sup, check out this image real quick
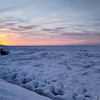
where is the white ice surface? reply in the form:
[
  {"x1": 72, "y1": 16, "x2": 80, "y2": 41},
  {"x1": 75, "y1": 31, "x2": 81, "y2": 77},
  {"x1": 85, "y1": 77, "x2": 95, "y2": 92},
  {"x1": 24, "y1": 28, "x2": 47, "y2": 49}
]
[
  {"x1": 0, "y1": 78, "x2": 51, "y2": 100},
  {"x1": 0, "y1": 45, "x2": 100, "y2": 100}
]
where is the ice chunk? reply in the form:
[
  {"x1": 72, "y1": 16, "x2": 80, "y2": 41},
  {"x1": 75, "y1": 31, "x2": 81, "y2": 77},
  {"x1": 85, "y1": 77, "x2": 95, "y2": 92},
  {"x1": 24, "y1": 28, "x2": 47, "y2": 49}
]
[
  {"x1": 64, "y1": 85, "x2": 70, "y2": 90},
  {"x1": 76, "y1": 95, "x2": 85, "y2": 100},
  {"x1": 43, "y1": 84, "x2": 54, "y2": 93},
  {"x1": 35, "y1": 84, "x2": 54, "y2": 96},
  {"x1": 35, "y1": 86, "x2": 55, "y2": 99},
  {"x1": 97, "y1": 94, "x2": 100, "y2": 100},
  {"x1": 52, "y1": 77, "x2": 59, "y2": 82},
  {"x1": 54, "y1": 81, "x2": 63, "y2": 88},
  {"x1": 24, "y1": 77, "x2": 32, "y2": 83},
  {"x1": 52, "y1": 81, "x2": 64, "y2": 95},
  {"x1": 85, "y1": 97, "x2": 91, "y2": 100},
  {"x1": 38, "y1": 82, "x2": 46, "y2": 87},
  {"x1": 13, "y1": 76, "x2": 25, "y2": 86},
  {"x1": 30, "y1": 74, "x2": 36, "y2": 80},
  {"x1": 73, "y1": 87, "x2": 87, "y2": 95},
  {"x1": 85, "y1": 92, "x2": 93, "y2": 98},
  {"x1": 35, "y1": 87, "x2": 44, "y2": 95},
  {"x1": 44, "y1": 90, "x2": 55, "y2": 99},
  {"x1": 41, "y1": 78, "x2": 49, "y2": 84},
  {"x1": 29, "y1": 80, "x2": 38, "y2": 88},
  {"x1": 0, "y1": 71, "x2": 9, "y2": 79},
  {"x1": 54, "y1": 92, "x2": 73, "y2": 100},
  {"x1": 6, "y1": 73, "x2": 17, "y2": 82},
  {"x1": 53, "y1": 86, "x2": 64, "y2": 95},
  {"x1": 40, "y1": 52, "x2": 48, "y2": 57},
  {"x1": 54, "y1": 95, "x2": 64, "y2": 100},
  {"x1": 22, "y1": 83, "x2": 36, "y2": 91},
  {"x1": 16, "y1": 71, "x2": 27, "y2": 78},
  {"x1": 94, "y1": 69, "x2": 100, "y2": 73},
  {"x1": 81, "y1": 71, "x2": 88, "y2": 75}
]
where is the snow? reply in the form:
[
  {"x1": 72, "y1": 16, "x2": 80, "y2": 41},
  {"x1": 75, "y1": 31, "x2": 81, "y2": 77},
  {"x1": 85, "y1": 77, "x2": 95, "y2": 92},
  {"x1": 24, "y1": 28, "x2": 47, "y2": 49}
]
[
  {"x1": 0, "y1": 45, "x2": 100, "y2": 100},
  {"x1": 0, "y1": 78, "x2": 51, "y2": 100}
]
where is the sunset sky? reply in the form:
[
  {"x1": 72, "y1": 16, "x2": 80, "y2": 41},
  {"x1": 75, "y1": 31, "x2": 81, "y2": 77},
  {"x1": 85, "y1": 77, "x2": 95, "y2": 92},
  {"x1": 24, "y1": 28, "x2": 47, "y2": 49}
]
[{"x1": 0, "y1": 0, "x2": 100, "y2": 46}]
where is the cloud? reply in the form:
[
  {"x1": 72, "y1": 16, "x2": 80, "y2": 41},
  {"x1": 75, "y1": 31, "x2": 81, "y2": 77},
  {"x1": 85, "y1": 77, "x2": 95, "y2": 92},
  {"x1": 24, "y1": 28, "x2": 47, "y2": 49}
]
[
  {"x1": 55, "y1": 27, "x2": 66, "y2": 30},
  {"x1": 9, "y1": 25, "x2": 39, "y2": 32},
  {"x1": 42, "y1": 27, "x2": 66, "y2": 32},
  {"x1": 0, "y1": 7, "x2": 14, "y2": 14},
  {"x1": 42, "y1": 28, "x2": 54, "y2": 31},
  {"x1": 61, "y1": 31, "x2": 100, "y2": 40},
  {"x1": 5, "y1": 23, "x2": 16, "y2": 26},
  {"x1": 0, "y1": 17, "x2": 27, "y2": 24},
  {"x1": 41, "y1": 20, "x2": 67, "y2": 25},
  {"x1": 94, "y1": 19, "x2": 100, "y2": 21},
  {"x1": 18, "y1": 25, "x2": 38, "y2": 29},
  {"x1": 10, "y1": 28, "x2": 24, "y2": 31},
  {"x1": 0, "y1": 24, "x2": 39, "y2": 33},
  {"x1": 93, "y1": 23, "x2": 100, "y2": 27},
  {"x1": 0, "y1": 26, "x2": 4, "y2": 29}
]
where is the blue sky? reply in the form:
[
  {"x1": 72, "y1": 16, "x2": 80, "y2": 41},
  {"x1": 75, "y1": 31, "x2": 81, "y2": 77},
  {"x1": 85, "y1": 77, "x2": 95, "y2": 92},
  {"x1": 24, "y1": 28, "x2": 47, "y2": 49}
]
[{"x1": 0, "y1": 0, "x2": 100, "y2": 45}]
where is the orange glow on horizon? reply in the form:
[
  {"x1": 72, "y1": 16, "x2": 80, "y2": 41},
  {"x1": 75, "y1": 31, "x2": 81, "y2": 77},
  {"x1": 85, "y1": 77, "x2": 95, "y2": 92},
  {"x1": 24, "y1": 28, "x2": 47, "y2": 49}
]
[
  {"x1": 6, "y1": 41, "x2": 67, "y2": 46},
  {"x1": 0, "y1": 41, "x2": 7, "y2": 45},
  {"x1": 1, "y1": 35, "x2": 100, "y2": 46},
  {"x1": 0, "y1": 42, "x2": 3, "y2": 45},
  {"x1": 2, "y1": 39, "x2": 98, "y2": 46}
]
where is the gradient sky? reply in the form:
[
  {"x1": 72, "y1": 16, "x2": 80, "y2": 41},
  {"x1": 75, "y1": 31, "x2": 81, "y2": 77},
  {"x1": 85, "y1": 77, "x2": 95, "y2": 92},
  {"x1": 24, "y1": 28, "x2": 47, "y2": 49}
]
[{"x1": 0, "y1": 0, "x2": 100, "y2": 46}]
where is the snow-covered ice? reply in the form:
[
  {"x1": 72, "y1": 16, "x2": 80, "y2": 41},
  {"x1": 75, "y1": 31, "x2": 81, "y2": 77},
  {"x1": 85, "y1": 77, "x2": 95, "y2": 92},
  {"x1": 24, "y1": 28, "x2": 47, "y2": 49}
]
[
  {"x1": 0, "y1": 78, "x2": 51, "y2": 100},
  {"x1": 0, "y1": 45, "x2": 100, "y2": 100}
]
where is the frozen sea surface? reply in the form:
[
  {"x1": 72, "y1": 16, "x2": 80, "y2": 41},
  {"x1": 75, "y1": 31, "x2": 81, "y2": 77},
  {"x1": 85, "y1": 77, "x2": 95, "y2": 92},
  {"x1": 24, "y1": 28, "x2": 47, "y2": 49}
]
[{"x1": 0, "y1": 45, "x2": 100, "y2": 100}]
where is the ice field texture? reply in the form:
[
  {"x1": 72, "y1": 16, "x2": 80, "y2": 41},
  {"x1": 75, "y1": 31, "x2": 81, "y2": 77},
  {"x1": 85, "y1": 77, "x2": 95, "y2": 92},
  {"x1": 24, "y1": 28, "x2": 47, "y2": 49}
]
[{"x1": 0, "y1": 45, "x2": 100, "y2": 100}]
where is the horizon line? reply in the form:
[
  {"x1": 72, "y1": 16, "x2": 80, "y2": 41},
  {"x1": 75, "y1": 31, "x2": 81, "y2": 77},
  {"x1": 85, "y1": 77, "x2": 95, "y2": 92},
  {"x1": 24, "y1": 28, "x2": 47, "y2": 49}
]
[{"x1": 6, "y1": 44, "x2": 100, "y2": 46}]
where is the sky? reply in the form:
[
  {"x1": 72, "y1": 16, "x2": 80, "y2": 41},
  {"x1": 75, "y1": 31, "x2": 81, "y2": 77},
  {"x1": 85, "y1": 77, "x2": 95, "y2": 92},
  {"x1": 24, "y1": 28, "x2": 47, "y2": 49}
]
[{"x1": 0, "y1": 0, "x2": 100, "y2": 46}]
